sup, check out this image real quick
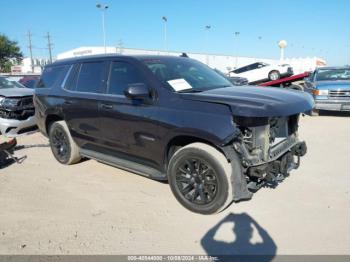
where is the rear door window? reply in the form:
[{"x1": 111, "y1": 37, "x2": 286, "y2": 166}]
[
  {"x1": 37, "y1": 65, "x2": 70, "y2": 88},
  {"x1": 76, "y1": 61, "x2": 106, "y2": 93}
]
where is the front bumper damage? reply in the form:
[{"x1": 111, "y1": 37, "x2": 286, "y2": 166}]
[
  {"x1": 222, "y1": 115, "x2": 308, "y2": 202},
  {"x1": 0, "y1": 115, "x2": 37, "y2": 137},
  {"x1": 0, "y1": 96, "x2": 37, "y2": 137},
  {"x1": 223, "y1": 138, "x2": 307, "y2": 202}
]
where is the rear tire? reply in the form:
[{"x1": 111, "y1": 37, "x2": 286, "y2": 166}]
[
  {"x1": 268, "y1": 70, "x2": 280, "y2": 81},
  {"x1": 168, "y1": 142, "x2": 236, "y2": 214},
  {"x1": 49, "y1": 121, "x2": 81, "y2": 165}
]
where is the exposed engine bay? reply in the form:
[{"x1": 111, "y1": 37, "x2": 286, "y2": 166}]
[{"x1": 232, "y1": 114, "x2": 307, "y2": 192}]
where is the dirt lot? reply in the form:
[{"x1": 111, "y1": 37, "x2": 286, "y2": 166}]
[{"x1": 0, "y1": 113, "x2": 350, "y2": 255}]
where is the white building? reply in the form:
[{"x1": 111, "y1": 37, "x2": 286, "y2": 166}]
[
  {"x1": 57, "y1": 46, "x2": 326, "y2": 74},
  {"x1": 11, "y1": 57, "x2": 50, "y2": 74}
]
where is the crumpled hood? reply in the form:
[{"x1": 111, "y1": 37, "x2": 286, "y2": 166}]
[
  {"x1": 315, "y1": 81, "x2": 350, "y2": 90},
  {"x1": 181, "y1": 86, "x2": 314, "y2": 117},
  {"x1": 0, "y1": 87, "x2": 34, "y2": 98}
]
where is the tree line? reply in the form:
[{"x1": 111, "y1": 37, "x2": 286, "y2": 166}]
[{"x1": 0, "y1": 34, "x2": 23, "y2": 73}]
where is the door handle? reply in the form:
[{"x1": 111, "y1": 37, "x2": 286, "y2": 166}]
[
  {"x1": 64, "y1": 100, "x2": 73, "y2": 105},
  {"x1": 101, "y1": 103, "x2": 113, "y2": 110}
]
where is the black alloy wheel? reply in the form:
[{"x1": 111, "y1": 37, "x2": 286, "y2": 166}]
[
  {"x1": 50, "y1": 125, "x2": 71, "y2": 163},
  {"x1": 175, "y1": 157, "x2": 219, "y2": 205}
]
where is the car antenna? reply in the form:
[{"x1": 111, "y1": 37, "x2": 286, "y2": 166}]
[{"x1": 180, "y1": 52, "x2": 189, "y2": 58}]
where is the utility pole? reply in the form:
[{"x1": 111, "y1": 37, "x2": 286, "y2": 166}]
[
  {"x1": 205, "y1": 25, "x2": 211, "y2": 65},
  {"x1": 45, "y1": 32, "x2": 53, "y2": 64},
  {"x1": 234, "y1": 31, "x2": 240, "y2": 68},
  {"x1": 162, "y1": 16, "x2": 168, "y2": 53},
  {"x1": 96, "y1": 3, "x2": 109, "y2": 54},
  {"x1": 26, "y1": 30, "x2": 34, "y2": 73}
]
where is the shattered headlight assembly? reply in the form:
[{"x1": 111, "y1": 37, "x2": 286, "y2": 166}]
[{"x1": 0, "y1": 97, "x2": 21, "y2": 109}]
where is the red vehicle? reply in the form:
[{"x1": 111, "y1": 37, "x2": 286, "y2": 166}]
[{"x1": 19, "y1": 75, "x2": 40, "y2": 89}]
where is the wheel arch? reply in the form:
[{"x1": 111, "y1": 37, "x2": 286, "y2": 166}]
[
  {"x1": 45, "y1": 114, "x2": 64, "y2": 135},
  {"x1": 269, "y1": 69, "x2": 280, "y2": 75},
  {"x1": 163, "y1": 135, "x2": 228, "y2": 171}
]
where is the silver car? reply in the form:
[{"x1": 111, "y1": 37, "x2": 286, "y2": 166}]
[{"x1": 0, "y1": 77, "x2": 37, "y2": 137}]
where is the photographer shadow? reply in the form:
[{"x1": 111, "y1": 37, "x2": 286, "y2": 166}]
[{"x1": 201, "y1": 213, "x2": 277, "y2": 262}]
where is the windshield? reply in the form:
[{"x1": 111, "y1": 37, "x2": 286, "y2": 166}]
[
  {"x1": 316, "y1": 68, "x2": 350, "y2": 81},
  {"x1": 0, "y1": 77, "x2": 25, "y2": 89},
  {"x1": 143, "y1": 58, "x2": 233, "y2": 92}
]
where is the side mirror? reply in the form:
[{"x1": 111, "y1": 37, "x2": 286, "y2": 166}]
[{"x1": 124, "y1": 83, "x2": 151, "y2": 100}]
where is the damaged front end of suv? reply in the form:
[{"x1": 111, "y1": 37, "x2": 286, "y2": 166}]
[
  {"x1": 232, "y1": 115, "x2": 307, "y2": 193},
  {"x1": 193, "y1": 86, "x2": 314, "y2": 202},
  {"x1": 0, "y1": 77, "x2": 37, "y2": 137}
]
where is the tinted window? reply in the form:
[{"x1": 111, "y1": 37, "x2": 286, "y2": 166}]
[
  {"x1": 233, "y1": 66, "x2": 248, "y2": 74},
  {"x1": 76, "y1": 62, "x2": 105, "y2": 93},
  {"x1": 108, "y1": 61, "x2": 144, "y2": 95},
  {"x1": 64, "y1": 64, "x2": 80, "y2": 91},
  {"x1": 37, "y1": 65, "x2": 70, "y2": 88},
  {"x1": 249, "y1": 63, "x2": 260, "y2": 70}
]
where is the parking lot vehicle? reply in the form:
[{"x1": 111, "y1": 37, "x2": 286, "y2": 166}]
[
  {"x1": 304, "y1": 66, "x2": 350, "y2": 114},
  {"x1": 0, "y1": 76, "x2": 37, "y2": 137},
  {"x1": 214, "y1": 69, "x2": 248, "y2": 86},
  {"x1": 19, "y1": 75, "x2": 40, "y2": 89},
  {"x1": 35, "y1": 55, "x2": 313, "y2": 214},
  {"x1": 229, "y1": 62, "x2": 293, "y2": 83}
]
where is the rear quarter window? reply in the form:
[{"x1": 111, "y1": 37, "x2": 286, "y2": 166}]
[{"x1": 37, "y1": 65, "x2": 71, "y2": 88}]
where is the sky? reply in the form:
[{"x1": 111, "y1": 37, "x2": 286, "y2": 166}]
[{"x1": 1, "y1": 0, "x2": 349, "y2": 65}]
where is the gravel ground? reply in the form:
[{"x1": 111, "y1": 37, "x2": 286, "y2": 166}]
[{"x1": 0, "y1": 113, "x2": 349, "y2": 255}]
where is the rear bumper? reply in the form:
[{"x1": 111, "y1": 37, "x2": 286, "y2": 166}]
[
  {"x1": 314, "y1": 99, "x2": 350, "y2": 111},
  {"x1": 0, "y1": 116, "x2": 37, "y2": 137}
]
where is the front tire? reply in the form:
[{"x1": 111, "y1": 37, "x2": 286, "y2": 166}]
[
  {"x1": 168, "y1": 143, "x2": 235, "y2": 214},
  {"x1": 268, "y1": 70, "x2": 280, "y2": 81},
  {"x1": 49, "y1": 121, "x2": 81, "y2": 165}
]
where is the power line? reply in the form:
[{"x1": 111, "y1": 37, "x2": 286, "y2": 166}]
[
  {"x1": 26, "y1": 30, "x2": 34, "y2": 73},
  {"x1": 45, "y1": 32, "x2": 53, "y2": 63}
]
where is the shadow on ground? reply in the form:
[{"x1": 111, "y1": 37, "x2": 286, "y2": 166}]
[
  {"x1": 201, "y1": 213, "x2": 277, "y2": 262},
  {"x1": 0, "y1": 143, "x2": 49, "y2": 169},
  {"x1": 14, "y1": 143, "x2": 49, "y2": 151}
]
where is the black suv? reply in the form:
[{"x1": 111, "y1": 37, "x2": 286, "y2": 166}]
[{"x1": 35, "y1": 55, "x2": 313, "y2": 214}]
